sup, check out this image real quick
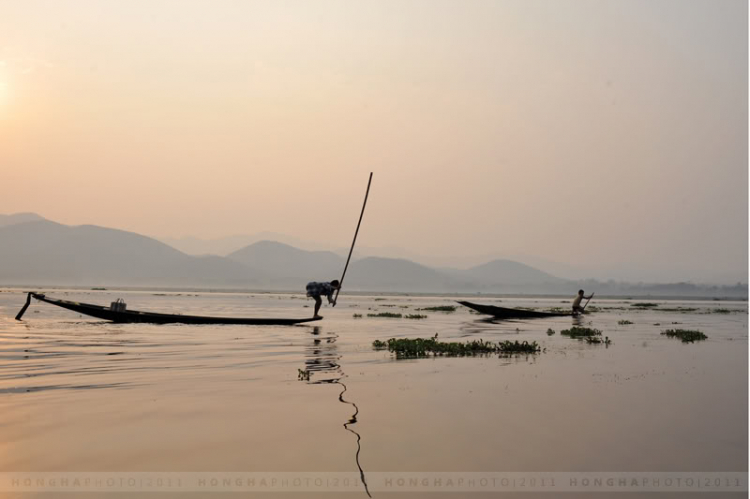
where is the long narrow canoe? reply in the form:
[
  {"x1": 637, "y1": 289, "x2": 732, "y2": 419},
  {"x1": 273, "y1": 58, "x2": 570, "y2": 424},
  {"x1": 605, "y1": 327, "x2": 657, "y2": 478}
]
[
  {"x1": 457, "y1": 300, "x2": 573, "y2": 319},
  {"x1": 16, "y1": 292, "x2": 322, "y2": 325}
]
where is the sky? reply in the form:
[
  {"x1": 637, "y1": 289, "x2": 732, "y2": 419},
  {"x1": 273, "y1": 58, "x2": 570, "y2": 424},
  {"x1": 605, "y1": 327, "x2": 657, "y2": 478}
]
[{"x1": 0, "y1": 0, "x2": 747, "y2": 284}]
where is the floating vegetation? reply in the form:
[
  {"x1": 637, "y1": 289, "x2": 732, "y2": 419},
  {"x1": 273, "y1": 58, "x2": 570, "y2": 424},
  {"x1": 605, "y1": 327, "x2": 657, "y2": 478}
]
[
  {"x1": 587, "y1": 306, "x2": 602, "y2": 312},
  {"x1": 352, "y1": 314, "x2": 363, "y2": 318},
  {"x1": 91, "y1": 287, "x2": 107, "y2": 290},
  {"x1": 712, "y1": 309, "x2": 732, "y2": 314},
  {"x1": 585, "y1": 336, "x2": 611, "y2": 345},
  {"x1": 374, "y1": 298, "x2": 386, "y2": 301},
  {"x1": 661, "y1": 329, "x2": 708, "y2": 343},
  {"x1": 632, "y1": 303, "x2": 658, "y2": 308},
  {"x1": 546, "y1": 307, "x2": 568, "y2": 313},
  {"x1": 656, "y1": 307, "x2": 698, "y2": 313},
  {"x1": 298, "y1": 369, "x2": 311, "y2": 381},
  {"x1": 498, "y1": 340, "x2": 541, "y2": 353},
  {"x1": 561, "y1": 327, "x2": 603, "y2": 339},
  {"x1": 618, "y1": 320, "x2": 633, "y2": 325},
  {"x1": 546, "y1": 328, "x2": 556, "y2": 336},
  {"x1": 367, "y1": 312, "x2": 402, "y2": 318},
  {"x1": 416, "y1": 306, "x2": 457, "y2": 313},
  {"x1": 372, "y1": 334, "x2": 540, "y2": 358},
  {"x1": 405, "y1": 314, "x2": 428, "y2": 320}
]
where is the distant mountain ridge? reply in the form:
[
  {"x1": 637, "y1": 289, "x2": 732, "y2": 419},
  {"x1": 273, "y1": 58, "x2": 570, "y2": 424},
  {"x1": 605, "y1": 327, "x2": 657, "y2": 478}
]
[
  {"x1": 0, "y1": 212, "x2": 45, "y2": 228},
  {"x1": 0, "y1": 220, "x2": 265, "y2": 287},
  {"x1": 0, "y1": 216, "x2": 745, "y2": 297}
]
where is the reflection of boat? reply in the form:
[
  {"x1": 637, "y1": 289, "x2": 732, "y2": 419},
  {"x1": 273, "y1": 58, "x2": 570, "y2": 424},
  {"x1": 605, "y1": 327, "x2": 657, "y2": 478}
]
[
  {"x1": 458, "y1": 300, "x2": 572, "y2": 319},
  {"x1": 303, "y1": 328, "x2": 371, "y2": 498},
  {"x1": 15, "y1": 292, "x2": 321, "y2": 325}
]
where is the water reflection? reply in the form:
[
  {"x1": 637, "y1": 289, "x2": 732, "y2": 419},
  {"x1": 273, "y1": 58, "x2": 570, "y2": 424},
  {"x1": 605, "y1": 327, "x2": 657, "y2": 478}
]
[{"x1": 303, "y1": 327, "x2": 371, "y2": 497}]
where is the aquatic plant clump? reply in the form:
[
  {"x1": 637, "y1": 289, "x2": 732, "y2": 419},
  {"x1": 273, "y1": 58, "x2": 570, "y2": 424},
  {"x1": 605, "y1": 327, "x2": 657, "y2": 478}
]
[
  {"x1": 585, "y1": 336, "x2": 611, "y2": 345},
  {"x1": 405, "y1": 314, "x2": 428, "y2": 319},
  {"x1": 546, "y1": 328, "x2": 556, "y2": 336},
  {"x1": 417, "y1": 306, "x2": 457, "y2": 313},
  {"x1": 498, "y1": 340, "x2": 541, "y2": 353},
  {"x1": 560, "y1": 327, "x2": 603, "y2": 339},
  {"x1": 367, "y1": 312, "x2": 403, "y2": 318},
  {"x1": 618, "y1": 320, "x2": 633, "y2": 325},
  {"x1": 632, "y1": 303, "x2": 658, "y2": 308},
  {"x1": 371, "y1": 335, "x2": 540, "y2": 358},
  {"x1": 352, "y1": 314, "x2": 363, "y2": 318},
  {"x1": 661, "y1": 329, "x2": 708, "y2": 343}
]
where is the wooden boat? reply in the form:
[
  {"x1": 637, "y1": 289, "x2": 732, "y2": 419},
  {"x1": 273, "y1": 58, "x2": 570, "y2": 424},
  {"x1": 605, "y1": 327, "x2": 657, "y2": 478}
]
[
  {"x1": 15, "y1": 292, "x2": 321, "y2": 325},
  {"x1": 457, "y1": 300, "x2": 573, "y2": 319}
]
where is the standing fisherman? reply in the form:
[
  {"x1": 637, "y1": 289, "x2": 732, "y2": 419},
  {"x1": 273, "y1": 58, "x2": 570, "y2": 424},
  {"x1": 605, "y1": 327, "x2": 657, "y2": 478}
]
[{"x1": 306, "y1": 280, "x2": 341, "y2": 319}]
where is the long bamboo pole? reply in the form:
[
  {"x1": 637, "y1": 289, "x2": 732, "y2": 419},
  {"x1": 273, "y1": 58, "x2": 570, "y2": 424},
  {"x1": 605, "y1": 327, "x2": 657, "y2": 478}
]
[{"x1": 333, "y1": 172, "x2": 373, "y2": 306}]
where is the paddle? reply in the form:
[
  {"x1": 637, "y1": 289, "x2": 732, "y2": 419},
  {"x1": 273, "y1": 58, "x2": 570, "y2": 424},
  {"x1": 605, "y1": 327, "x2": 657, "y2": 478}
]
[
  {"x1": 15, "y1": 292, "x2": 32, "y2": 321},
  {"x1": 581, "y1": 292, "x2": 595, "y2": 312},
  {"x1": 332, "y1": 172, "x2": 373, "y2": 307}
]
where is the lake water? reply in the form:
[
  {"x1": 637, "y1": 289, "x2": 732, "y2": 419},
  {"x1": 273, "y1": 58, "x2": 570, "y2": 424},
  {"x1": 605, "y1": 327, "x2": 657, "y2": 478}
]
[{"x1": 0, "y1": 289, "x2": 746, "y2": 498}]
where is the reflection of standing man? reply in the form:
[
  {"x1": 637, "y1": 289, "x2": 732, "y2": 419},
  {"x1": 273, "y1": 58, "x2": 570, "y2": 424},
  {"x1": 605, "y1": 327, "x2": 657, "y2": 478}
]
[
  {"x1": 572, "y1": 289, "x2": 593, "y2": 315},
  {"x1": 305, "y1": 280, "x2": 341, "y2": 319}
]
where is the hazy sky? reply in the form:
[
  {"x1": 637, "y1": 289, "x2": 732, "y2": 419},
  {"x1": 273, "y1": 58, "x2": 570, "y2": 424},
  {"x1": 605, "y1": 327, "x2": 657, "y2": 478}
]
[{"x1": 0, "y1": 0, "x2": 747, "y2": 283}]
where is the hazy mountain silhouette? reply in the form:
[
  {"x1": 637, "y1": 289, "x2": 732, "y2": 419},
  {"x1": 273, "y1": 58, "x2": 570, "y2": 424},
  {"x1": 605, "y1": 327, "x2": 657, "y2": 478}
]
[
  {"x1": 228, "y1": 241, "x2": 343, "y2": 285},
  {"x1": 0, "y1": 220, "x2": 266, "y2": 287},
  {"x1": 344, "y1": 257, "x2": 465, "y2": 292},
  {"x1": 0, "y1": 212, "x2": 45, "y2": 228},
  {"x1": 453, "y1": 259, "x2": 565, "y2": 285},
  {"x1": 0, "y1": 218, "x2": 745, "y2": 297}
]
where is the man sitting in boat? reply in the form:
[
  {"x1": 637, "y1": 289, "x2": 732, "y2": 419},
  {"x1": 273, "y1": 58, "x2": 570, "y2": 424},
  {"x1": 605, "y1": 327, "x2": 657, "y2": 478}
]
[
  {"x1": 306, "y1": 280, "x2": 341, "y2": 319},
  {"x1": 572, "y1": 289, "x2": 593, "y2": 315}
]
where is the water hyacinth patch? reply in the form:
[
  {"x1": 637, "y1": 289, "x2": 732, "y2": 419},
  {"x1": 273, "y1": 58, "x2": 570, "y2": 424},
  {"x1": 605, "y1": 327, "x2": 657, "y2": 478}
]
[
  {"x1": 416, "y1": 306, "x2": 456, "y2": 313},
  {"x1": 371, "y1": 334, "x2": 540, "y2": 358},
  {"x1": 546, "y1": 328, "x2": 556, "y2": 336},
  {"x1": 618, "y1": 320, "x2": 633, "y2": 325},
  {"x1": 661, "y1": 329, "x2": 708, "y2": 343},
  {"x1": 585, "y1": 336, "x2": 611, "y2": 345},
  {"x1": 632, "y1": 303, "x2": 658, "y2": 308},
  {"x1": 367, "y1": 312, "x2": 402, "y2": 318},
  {"x1": 405, "y1": 314, "x2": 428, "y2": 319},
  {"x1": 560, "y1": 327, "x2": 603, "y2": 339}
]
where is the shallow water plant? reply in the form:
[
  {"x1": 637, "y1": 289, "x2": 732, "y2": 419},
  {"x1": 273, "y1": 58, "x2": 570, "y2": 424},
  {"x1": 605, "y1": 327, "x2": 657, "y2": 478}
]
[
  {"x1": 417, "y1": 306, "x2": 456, "y2": 313},
  {"x1": 498, "y1": 340, "x2": 541, "y2": 353},
  {"x1": 546, "y1": 328, "x2": 556, "y2": 336},
  {"x1": 367, "y1": 312, "x2": 403, "y2": 318},
  {"x1": 585, "y1": 336, "x2": 611, "y2": 345},
  {"x1": 352, "y1": 314, "x2": 363, "y2": 318},
  {"x1": 560, "y1": 327, "x2": 603, "y2": 339},
  {"x1": 405, "y1": 314, "x2": 428, "y2": 320},
  {"x1": 618, "y1": 320, "x2": 633, "y2": 325},
  {"x1": 371, "y1": 334, "x2": 540, "y2": 358},
  {"x1": 632, "y1": 303, "x2": 658, "y2": 308},
  {"x1": 661, "y1": 329, "x2": 708, "y2": 343}
]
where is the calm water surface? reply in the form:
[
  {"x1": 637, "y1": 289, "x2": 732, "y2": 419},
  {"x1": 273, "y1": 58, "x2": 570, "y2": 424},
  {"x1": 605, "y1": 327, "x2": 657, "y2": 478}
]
[{"x1": 0, "y1": 289, "x2": 746, "y2": 498}]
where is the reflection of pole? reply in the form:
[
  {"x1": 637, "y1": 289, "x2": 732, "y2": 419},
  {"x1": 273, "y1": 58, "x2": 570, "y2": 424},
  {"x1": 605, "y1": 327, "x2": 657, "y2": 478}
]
[
  {"x1": 333, "y1": 172, "x2": 373, "y2": 306},
  {"x1": 339, "y1": 382, "x2": 371, "y2": 498},
  {"x1": 303, "y1": 330, "x2": 371, "y2": 497}
]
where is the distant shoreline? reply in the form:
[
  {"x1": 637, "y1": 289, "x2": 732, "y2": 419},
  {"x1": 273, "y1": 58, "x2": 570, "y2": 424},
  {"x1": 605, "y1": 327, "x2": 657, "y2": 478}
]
[{"x1": 1, "y1": 285, "x2": 746, "y2": 302}]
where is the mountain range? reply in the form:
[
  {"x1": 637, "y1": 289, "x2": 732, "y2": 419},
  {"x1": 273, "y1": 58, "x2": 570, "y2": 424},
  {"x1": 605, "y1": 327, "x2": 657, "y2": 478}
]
[{"x1": 0, "y1": 214, "x2": 745, "y2": 297}]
